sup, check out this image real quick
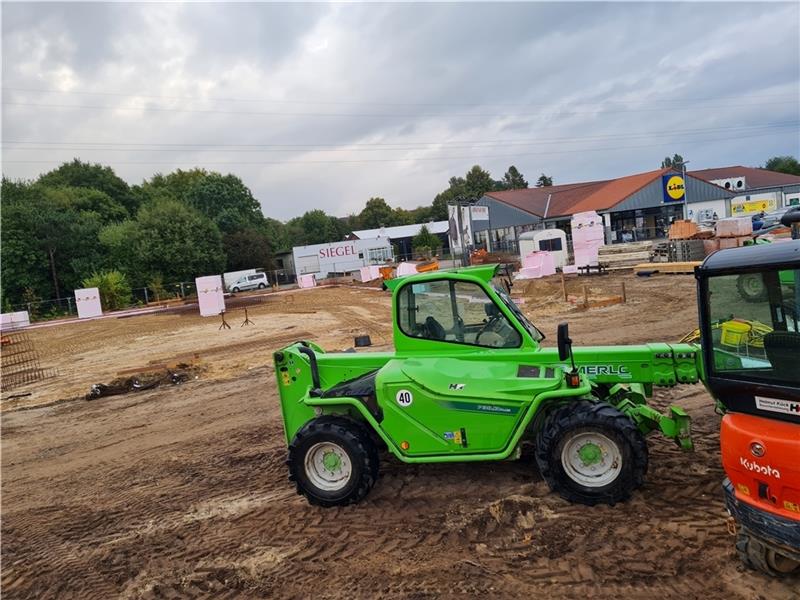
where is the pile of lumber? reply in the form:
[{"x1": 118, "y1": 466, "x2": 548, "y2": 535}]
[
  {"x1": 597, "y1": 241, "x2": 653, "y2": 270},
  {"x1": 633, "y1": 261, "x2": 701, "y2": 275}
]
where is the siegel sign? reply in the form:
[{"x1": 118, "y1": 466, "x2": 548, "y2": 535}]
[{"x1": 319, "y1": 245, "x2": 357, "y2": 258}]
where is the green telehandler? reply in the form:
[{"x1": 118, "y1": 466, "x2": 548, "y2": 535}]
[{"x1": 273, "y1": 264, "x2": 699, "y2": 508}]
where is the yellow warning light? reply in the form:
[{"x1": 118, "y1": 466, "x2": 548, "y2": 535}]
[
  {"x1": 736, "y1": 483, "x2": 750, "y2": 496},
  {"x1": 400, "y1": 441, "x2": 410, "y2": 451}
]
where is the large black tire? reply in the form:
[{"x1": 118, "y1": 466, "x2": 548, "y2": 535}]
[
  {"x1": 534, "y1": 400, "x2": 648, "y2": 506},
  {"x1": 258, "y1": 283, "x2": 266, "y2": 289},
  {"x1": 288, "y1": 416, "x2": 379, "y2": 507},
  {"x1": 736, "y1": 530, "x2": 800, "y2": 577},
  {"x1": 736, "y1": 273, "x2": 768, "y2": 303},
  {"x1": 231, "y1": 286, "x2": 240, "y2": 293}
]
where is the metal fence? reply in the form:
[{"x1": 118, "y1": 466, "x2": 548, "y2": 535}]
[{"x1": 9, "y1": 280, "x2": 198, "y2": 322}]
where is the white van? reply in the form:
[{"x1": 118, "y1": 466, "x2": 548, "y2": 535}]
[{"x1": 230, "y1": 272, "x2": 269, "y2": 292}]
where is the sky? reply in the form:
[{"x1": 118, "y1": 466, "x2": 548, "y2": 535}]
[{"x1": 2, "y1": 2, "x2": 799, "y2": 222}]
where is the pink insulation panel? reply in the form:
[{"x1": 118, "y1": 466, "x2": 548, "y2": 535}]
[
  {"x1": 298, "y1": 274, "x2": 317, "y2": 288},
  {"x1": 196, "y1": 275, "x2": 226, "y2": 317}
]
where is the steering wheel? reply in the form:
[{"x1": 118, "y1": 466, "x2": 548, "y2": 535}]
[
  {"x1": 424, "y1": 316, "x2": 447, "y2": 340},
  {"x1": 476, "y1": 315, "x2": 510, "y2": 347}
]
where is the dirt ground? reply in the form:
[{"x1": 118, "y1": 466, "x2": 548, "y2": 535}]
[{"x1": 2, "y1": 273, "x2": 798, "y2": 599}]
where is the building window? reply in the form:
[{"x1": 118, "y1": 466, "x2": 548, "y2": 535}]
[
  {"x1": 538, "y1": 238, "x2": 563, "y2": 252},
  {"x1": 367, "y1": 247, "x2": 392, "y2": 263}
]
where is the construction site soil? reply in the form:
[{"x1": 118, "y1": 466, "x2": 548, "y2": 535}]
[{"x1": 2, "y1": 273, "x2": 797, "y2": 599}]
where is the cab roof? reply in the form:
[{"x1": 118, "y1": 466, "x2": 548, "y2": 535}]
[
  {"x1": 383, "y1": 264, "x2": 499, "y2": 291},
  {"x1": 698, "y1": 239, "x2": 800, "y2": 274}
]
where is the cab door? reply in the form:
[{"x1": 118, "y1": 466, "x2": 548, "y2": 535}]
[{"x1": 377, "y1": 277, "x2": 555, "y2": 456}]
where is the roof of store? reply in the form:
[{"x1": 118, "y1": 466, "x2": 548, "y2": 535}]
[{"x1": 351, "y1": 220, "x2": 449, "y2": 240}]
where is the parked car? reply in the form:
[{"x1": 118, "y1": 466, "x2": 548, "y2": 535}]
[{"x1": 230, "y1": 272, "x2": 269, "y2": 292}]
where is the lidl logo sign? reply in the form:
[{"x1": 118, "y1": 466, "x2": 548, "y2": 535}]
[{"x1": 662, "y1": 174, "x2": 685, "y2": 202}]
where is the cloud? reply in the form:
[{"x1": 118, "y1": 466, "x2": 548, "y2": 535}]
[{"x1": 2, "y1": 2, "x2": 799, "y2": 220}]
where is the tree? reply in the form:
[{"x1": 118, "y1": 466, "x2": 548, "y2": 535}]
[
  {"x1": 357, "y1": 197, "x2": 396, "y2": 229},
  {"x1": 82, "y1": 270, "x2": 132, "y2": 311},
  {"x1": 763, "y1": 155, "x2": 800, "y2": 176},
  {"x1": 0, "y1": 181, "x2": 107, "y2": 302},
  {"x1": 38, "y1": 159, "x2": 137, "y2": 214},
  {"x1": 502, "y1": 165, "x2": 528, "y2": 190},
  {"x1": 661, "y1": 154, "x2": 685, "y2": 170},
  {"x1": 131, "y1": 200, "x2": 225, "y2": 284},
  {"x1": 140, "y1": 169, "x2": 264, "y2": 234},
  {"x1": 464, "y1": 165, "x2": 495, "y2": 198},
  {"x1": 262, "y1": 217, "x2": 291, "y2": 252},
  {"x1": 184, "y1": 173, "x2": 262, "y2": 233},
  {"x1": 223, "y1": 229, "x2": 273, "y2": 271},
  {"x1": 42, "y1": 186, "x2": 128, "y2": 225},
  {"x1": 288, "y1": 210, "x2": 343, "y2": 246},
  {"x1": 536, "y1": 174, "x2": 553, "y2": 187},
  {"x1": 412, "y1": 225, "x2": 442, "y2": 258}
]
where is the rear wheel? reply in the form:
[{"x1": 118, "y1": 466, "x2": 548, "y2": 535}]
[
  {"x1": 258, "y1": 283, "x2": 266, "y2": 289},
  {"x1": 535, "y1": 401, "x2": 648, "y2": 506},
  {"x1": 288, "y1": 416, "x2": 379, "y2": 507},
  {"x1": 736, "y1": 530, "x2": 800, "y2": 576},
  {"x1": 736, "y1": 274, "x2": 767, "y2": 302}
]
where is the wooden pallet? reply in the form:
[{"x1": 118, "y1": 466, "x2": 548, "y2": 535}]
[{"x1": 633, "y1": 261, "x2": 701, "y2": 274}]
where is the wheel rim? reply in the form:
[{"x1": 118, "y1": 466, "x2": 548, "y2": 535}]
[
  {"x1": 741, "y1": 275, "x2": 762, "y2": 297},
  {"x1": 560, "y1": 432, "x2": 622, "y2": 488},
  {"x1": 304, "y1": 442, "x2": 352, "y2": 491}
]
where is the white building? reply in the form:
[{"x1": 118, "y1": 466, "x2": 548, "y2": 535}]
[{"x1": 292, "y1": 238, "x2": 393, "y2": 279}]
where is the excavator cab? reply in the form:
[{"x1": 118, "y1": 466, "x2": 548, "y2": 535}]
[{"x1": 696, "y1": 240, "x2": 800, "y2": 576}]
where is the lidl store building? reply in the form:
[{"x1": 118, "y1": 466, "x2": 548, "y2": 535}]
[{"x1": 473, "y1": 166, "x2": 800, "y2": 249}]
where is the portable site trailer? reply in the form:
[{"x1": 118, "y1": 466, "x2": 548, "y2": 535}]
[{"x1": 518, "y1": 229, "x2": 569, "y2": 268}]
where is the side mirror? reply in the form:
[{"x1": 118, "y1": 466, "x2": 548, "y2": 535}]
[{"x1": 557, "y1": 322, "x2": 572, "y2": 362}]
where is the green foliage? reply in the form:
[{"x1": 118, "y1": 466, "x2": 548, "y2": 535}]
[
  {"x1": 38, "y1": 159, "x2": 137, "y2": 214},
  {"x1": 412, "y1": 225, "x2": 442, "y2": 258},
  {"x1": 763, "y1": 155, "x2": 800, "y2": 176},
  {"x1": 262, "y1": 217, "x2": 291, "y2": 252},
  {"x1": 536, "y1": 173, "x2": 553, "y2": 187},
  {"x1": 134, "y1": 200, "x2": 226, "y2": 284},
  {"x1": 288, "y1": 210, "x2": 345, "y2": 246},
  {"x1": 464, "y1": 165, "x2": 496, "y2": 198},
  {"x1": 147, "y1": 274, "x2": 168, "y2": 302},
  {"x1": 82, "y1": 270, "x2": 132, "y2": 311},
  {"x1": 661, "y1": 154, "x2": 685, "y2": 170},
  {"x1": 502, "y1": 166, "x2": 528, "y2": 190},
  {"x1": 223, "y1": 228, "x2": 273, "y2": 271},
  {"x1": 358, "y1": 197, "x2": 396, "y2": 229}
]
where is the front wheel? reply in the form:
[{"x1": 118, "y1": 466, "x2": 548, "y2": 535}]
[
  {"x1": 231, "y1": 286, "x2": 240, "y2": 293},
  {"x1": 736, "y1": 274, "x2": 767, "y2": 302},
  {"x1": 288, "y1": 416, "x2": 379, "y2": 507},
  {"x1": 535, "y1": 400, "x2": 648, "y2": 506}
]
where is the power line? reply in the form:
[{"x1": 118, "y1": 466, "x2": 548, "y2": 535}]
[
  {"x1": 3, "y1": 100, "x2": 798, "y2": 119},
  {"x1": 3, "y1": 86, "x2": 797, "y2": 108},
  {"x1": 2, "y1": 129, "x2": 790, "y2": 166},
  {"x1": 3, "y1": 123, "x2": 797, "y2": 155},
  {"x1": 3, "y1": 122, "x2": 797, "y2": 152}
]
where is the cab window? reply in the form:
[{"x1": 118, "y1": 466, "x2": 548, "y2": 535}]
[
  {"x1": 398, "y1": 279, "x2": 522, "y2": 348},
  {"x1": 707, "y1": 269, "x2": 800, "y2": 384}
]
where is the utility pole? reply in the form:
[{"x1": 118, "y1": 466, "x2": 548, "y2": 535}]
[{"x1": 681, "y1": 160, "x2": 691, "y2": 221}]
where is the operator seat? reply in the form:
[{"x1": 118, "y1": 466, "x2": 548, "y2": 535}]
[
  {"x1": 763, "y1": 331, "x2": 800, "y2": 382},
  {"x1": 424, "y1": 316, "x2": 447, "y2": 340}
]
